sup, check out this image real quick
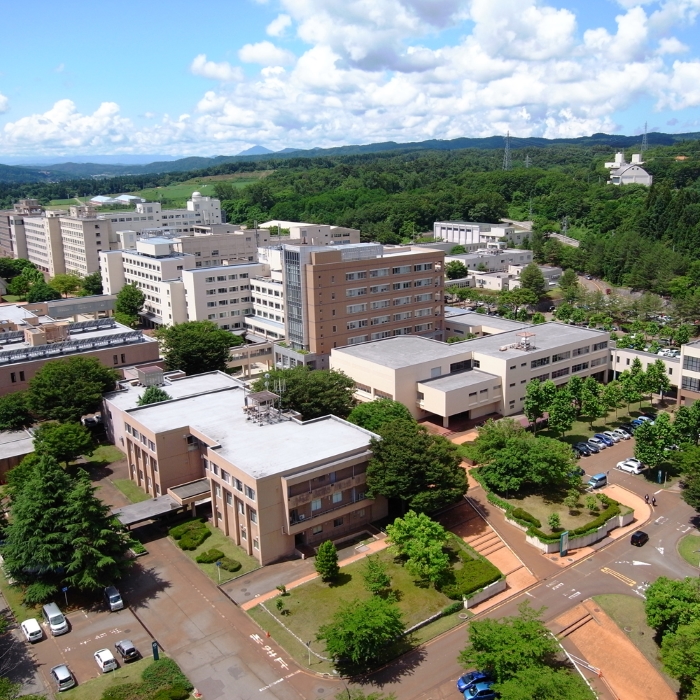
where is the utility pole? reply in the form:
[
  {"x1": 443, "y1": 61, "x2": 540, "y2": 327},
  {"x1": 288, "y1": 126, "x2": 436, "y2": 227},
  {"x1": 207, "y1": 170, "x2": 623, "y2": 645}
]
[{"x1": 502, "y1": 131, "x2": 512, "y2": 171}]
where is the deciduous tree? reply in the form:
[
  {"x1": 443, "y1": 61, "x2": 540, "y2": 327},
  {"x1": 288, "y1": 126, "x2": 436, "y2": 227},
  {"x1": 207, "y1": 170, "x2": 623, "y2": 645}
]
[
  {"x1": 367, "y1": 420, "x2": 466, "y2": 513},
  {"x1": 137, "y1": 386, "x2": 172, "y2": 406},
  {"x1": 315, "y1": 540, "x2": 340, "y2": 582},
  {"x1": 445, "y1": 260, "x2": 468, "y2": 280},
  {"x1": 0, "y1": 391, "x2": 32, "y2": 430},
  {"x1": 518, "y1": 263, "x2": 546, "y2": 298},
  {"x1": 33, "y1": 421, "x2": 94, "y2": 468},
  {"x1": 80, "y1": 271, "x2": 103, "y2": 296},
  {"x1": 660, "y1": 619, "x2": 700, "y2": 694},
  {"x1": 495, "y1": 666, "x2": 595, "y2": 700},
  {"x1": 115, "y1": 283, "x2": 145, "y2": 318},
  {"x1": 49, "y1": 273, "x2": 82, "y2": 298},
  {"x1": 645, "y1": 576, "x2": 700, "y2": 637},
  {"x1": 601, "y1": 381, "x2": 623, "y2": 417},
  {"x1": 347, "y1": 398, "x2": 413, "y2": 433},
  {"x1": 156, "y1": 320, "x2": 242, "y2": 376},
  {"x1": 547, "y1": 390, "x2": 576, "y2": 437},
  {"x1": 674, "y1": 403, "x2": 700, "y2": 445},
  {"x1": 362, "y1": 556, "x2": 391, "y2": 595},
  {"x1": 26, "y1": 281, "x2": 61, "y2": 303}
]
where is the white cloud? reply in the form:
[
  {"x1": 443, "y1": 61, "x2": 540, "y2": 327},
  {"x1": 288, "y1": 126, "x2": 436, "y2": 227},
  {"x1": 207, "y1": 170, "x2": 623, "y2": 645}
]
[
  {"x1": 238, "y1": 41, "x2": 296, "y2": 66},
  {"x1": 658, "y1": 60, "x2": 700, "y2": 108},
  {"x1": 190, "y1": 54, "x2": 244, "y2": 82},
  {"x1": 657, "y1": 37, "x2": 688, "y2": 54},
  {"x1": 0, "y1": 93, "x2": 8, "y2": 114},
  {"x1": 266, "y1": 13, "x2": 292, "y2": 37}
]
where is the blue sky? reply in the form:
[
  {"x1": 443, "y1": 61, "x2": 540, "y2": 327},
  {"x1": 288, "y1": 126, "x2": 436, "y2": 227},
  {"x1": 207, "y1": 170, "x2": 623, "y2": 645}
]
[{"x1": 0, "y1": 0, "x2": 699, "y2": 159}]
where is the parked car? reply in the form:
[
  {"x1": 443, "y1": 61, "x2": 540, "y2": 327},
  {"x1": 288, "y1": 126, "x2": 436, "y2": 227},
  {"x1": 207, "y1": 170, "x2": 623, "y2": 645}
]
[
  {"x1": 585, "y1": 440, "x2": 601, "y2": 453},
  {"x1": 612, "y1": 428, "x2": 631, "y2": 441},
  {"x1": 568, "y1": 466, "x2": 586, "y2": 478},
  {"x1": 631, "y1": 419, "x2": 645, "y2": 428},
  {"x1": 465, "y1": 681, "x2": 498, "y2": 699},
  {"x1": 42, "y1": 603, "x2": 69, "y2": 636},
  {"x1": 603, "y1": 431, "x2": 621, "y2": 443},
  {"x1": 640, "y1": 413, "x2": 657, "y2": 421},
  {"x1": 114, "y1": 639, "x2": 140, "y2": 663},
  {"x1": 585, "y1": 275, "x2": 592, "y2": 280},
  {"x1": 20, "y1": 618, "x2": 43, "y2": 643},
  {"x1": 104, "y1": 585, "x2": 124, "y2": 612},
  {"x1": 618, "y1": 423, "x2": 636, "y2": 435},
  {"x1": 631, "y1": 531, "x2": 649, "y2": 547},
  {"x1": 94, "y1": 648, "x2": 118, "y2": 673},
  {"x1": 617, "y1": 458, "x2": 645, "y2": 474},
  {"x1": 588, "y1": 436, "x2": 607, "y2": 449},
  {"x1": 594, "y1": 433, "x2": 615, "y2": 447},
  {"x1": 587, "y1": 473, "x2": 608, "y2": 489},
  {"x1": 574, "y1": 442, "x2": 592, "y2": 456},
  {"x1": 50, "y1": 664, "x2": 75, "y2": 692},
  {"x1": 636, "y1": 416, "x2": 654, "y2": 424},
  {"x1": 457, "y1": 671, "x2": 493, "y2": 693}
]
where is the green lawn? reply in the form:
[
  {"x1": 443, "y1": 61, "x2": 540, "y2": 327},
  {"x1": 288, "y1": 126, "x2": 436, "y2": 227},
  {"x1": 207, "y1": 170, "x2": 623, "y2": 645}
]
[
  {"x1": 173, "y1": 523, "x2": 260, "y2": 583},
  {"x1": 84, "y1": 444, "x2": 125, "y2": 470},
  {"x1": 0, "y1": 572, "x2": 41, "y2": 623},
  {"x1": 1, "y1": 295, "x2": 22, "y2": 303},
  {"x1": 250, "y1": 548, "x2": 456, "y2": 663},
  {"x1": 678, "y1": 534, "x2": 700, "y2": 568},
  {"x1": 112, "y1": 479, "x2": 150, "y2": 503},
  {"x1": 593, "y1": 594, "x2": 679, "y2": 693},
  {"x1": 63, "y1": 658, "x2": 153, "y2": 700}
]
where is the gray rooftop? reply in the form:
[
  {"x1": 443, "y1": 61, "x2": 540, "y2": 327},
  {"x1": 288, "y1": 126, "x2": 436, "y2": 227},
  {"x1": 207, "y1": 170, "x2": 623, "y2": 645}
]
[
  {"x1": 418, "y1": 368, "x2": 499, "y2": 391},
  {"x1": 113, "y1": 495, "x2": 181, "y2": 526},
  {"x1": 445, "y1": 309, "x2": 530, "y2": 333},
  {"x1": 169, "y1": 478, "x2": 211, "y2": 500},
  {"x1": 124, "y1": 385, "x2": 374, "y2": 480},
  {"x1": 0, "y1": 305, "x2": 40, "y2": 325},
  {"x1": 0, "y1": 430, "x2": 34, "y2": 460}
]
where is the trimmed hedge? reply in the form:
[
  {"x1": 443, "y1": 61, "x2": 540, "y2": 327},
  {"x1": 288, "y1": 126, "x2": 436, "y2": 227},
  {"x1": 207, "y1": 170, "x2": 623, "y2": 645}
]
[
  {"x1": 511, "y1": 508, "x2": 541, "y2": 528},
  {"x1": 101, "y1": 683, "x2": 143, "y2": 700},
  {"x1": 219, "y1": 557, "x2": 241, "y2": 572},
  {"x1": 442, "y1": 600, "x2": 465, "y2": 616},
  {"x1": 141, "y1": 658, "x2": 193, "y2": 694},
  {"x1": 440, "y1": 558, "x2": 503, "y2": 600},
  {"x1": 150, "y1": 688, "x2": 190, "y2": 700},
  {"x1": 196, "y1": 548, "x2": 224, "y2": 564},
  {"x1": 179, "y1": 528, "x2": 211, "y2": 550},
  {"x1": 168, "y1": 519, "x2": 205, "y2": 540},
  {"x1": 100, "y1": 658, "x2": 193, "y2": 700}
]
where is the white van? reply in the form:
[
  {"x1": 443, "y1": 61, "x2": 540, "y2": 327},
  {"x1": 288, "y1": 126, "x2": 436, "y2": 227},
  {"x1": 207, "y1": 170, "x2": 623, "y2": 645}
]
[{"x1": 42, "y1": 603, "x2": 69, "y2": 636}]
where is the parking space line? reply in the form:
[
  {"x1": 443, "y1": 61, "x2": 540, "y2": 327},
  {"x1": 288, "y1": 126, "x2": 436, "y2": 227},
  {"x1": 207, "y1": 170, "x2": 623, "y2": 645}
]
[{"x1": 601, "y1": 567, "x2": 636, "y2": 586}]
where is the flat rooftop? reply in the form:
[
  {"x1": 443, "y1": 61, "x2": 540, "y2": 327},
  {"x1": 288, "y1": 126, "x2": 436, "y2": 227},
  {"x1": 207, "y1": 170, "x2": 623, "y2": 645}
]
[
  {"x1": 0, "y1": 305, "x2": 40, "y2": 325},
  {"x1": 445, "y1": 309, "x2": 530, "y2": 332},
  {"x1": 0, "y1": 430, "x2": 34, "y2": 460},
  {"x1": 105, "y1": 371, "x2": 241, "y2": 412},
  {"x1": 125, "y1": 385, "x2": 374, "y2": 480},
  {"x1": 333, "y1": 336, "x2": 469, "y2": 370},
  {"x1": 418, "y1": 368, "x2": 499, "y2": 391}
]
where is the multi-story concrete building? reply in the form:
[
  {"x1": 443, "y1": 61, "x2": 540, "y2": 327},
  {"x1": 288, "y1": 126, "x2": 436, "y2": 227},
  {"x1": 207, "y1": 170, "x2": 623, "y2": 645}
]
[
  {"x1": 330, "y1": 323, "x2": 610, "y2": 428},
  {"x1": 172, "y1": 224, "x2": 269, "y2": 266},
  {"x1": 261, "y1": 221, "x2": 361, "y2": 245},
  {"x1": 678, "y1": 339, "x2": 700, "y2": 405},
  {"x1": 22, "y1": 211, "x2": 66, "y2": 276},
  {"x1": 104, "y1": 370, "x2": 385, "y2": 564},
  {"x1": 246, "y1": 275, "x2": 285, "y2": 340},
  {"x1": 444, "y1": 308, "x2": 530, "y2": 340},
  {"x1": 59, "y1": 205, "x2": 109, "y2": 276},
  {"x1": 0, "y1": 200, "x2": 43, "y2": 257},
  {"x1": 446, "y1": 245, "x2": 533, "y2": 272},
  {"x1": 605, "y1": 153, "x2": 653, "y2": 187},
  {"x1": 0, "y1": 304, "x2": 159, "y2": 396},
  {"x1": 433, "y1": 221, "x2": 531, "y2": 247},
  {"x1": 275, "y1": 243, "x2": 444, "y2": 370}
]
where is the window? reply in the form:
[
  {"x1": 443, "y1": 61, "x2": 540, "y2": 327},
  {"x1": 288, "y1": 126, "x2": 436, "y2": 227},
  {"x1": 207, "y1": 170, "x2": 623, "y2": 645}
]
[
  {"x1": 469, "y1": 391, "x2": 477, "y2": 397},
  {"x1": 332, "y1": 491, "x2": 342, "y2": 504},
  {"x1": 393, "y1": 296, "x2": 411, "y2": 306},
  {"x1": 348, "y1": 335, "x2": 369, "y2": 345},
  {"x1": 551, "y1": 367, "x2": 570, "y2": 379},
  {"x1": 480, "y1": 388, "x2": 488, "y2": 394},
  {"x1": 393, "y1": 281, "x2": 412, "y2": 290},
  {"x1": 347, "y1": 303, "x2": 367, "y2": 313},
  {"x1": 572, "y1": 362, "x2": 589, "y2": 372},
  {"x1": 682, "y1": 376, "x2": 700, "y2": 392},
  {"x1": 312, "y1": 525, "x2": 323, "y2": 535},
  {"x1": 414, "y1": 323, "x2": 433, "y2": 332},
  {"x1": 345, "y1": 271, "x2": 367, "y2": 281},
  {"x1": 226, "y1": 492, "x2": 232, "y2": 506},
  {"x1": 250, "y1": 509, "x2": 258, "y2": 523},
  {"x1": 253, "y1": 538, "x2": 260, "y2": 550},
  {"x1": 19, "y1": 371, "x2": 24, "y2": 382},
  {"x1": 593, "y1": 341, "x2": 608, "y2": 351},
  {"x1": 244, "y1": 485, "x2": 255, "y2": 500},
  {"x1": 573, "y1": 346, "x2": 590, "y2": 357},
  {"x1": 355, "y1": 382, "x2": 371, "y2": 393},
  {"x1": 311, "y1": 498, "x2": 322, "y2": 511},
  {"x1": 334, "y1": 518, "x2": 344, "y2": 527},
  {"x1": 370, "y1": 268, "x2": 389, "y2": 277},
  {"x1": 237, "y1": 501, "x2": 245, "y2": 514},
  {"x1": 531, "y1": 357, "x2": 550, "y2": 368},
  {"x1": 371, "y1": 299, "x2": 391, "y2": 309},
  {"x1": 215, "y1": 484, "x2": 221, "y2": 497},
  {"x1": 414, "y1": 293, "x2": 432, "y2": 302},
  {"x1": 371, "y1": 315, "x2": 390, "y2": 325},
  {"x1": 148, "y1": 439, "x2": 155, "y2": 451},
  {"x1": 221, "y1": 470, "x2": 231, "y2": 483},
  {"x1": 533, "y1": 373, "x2": 550, "y2": 382},
  {"x1": 414, "y1": 263, "x2": 433, "y2": 271},
  {"x1": 590, "y1": 357, "x2": 607, "y2": 367},
  {"x1": 392, "y1": 265, "x2": 411, "y2": 274},
  {"x1": 394, "y1": 311, "x2": 412, "y2": 321},
  {"x1": 371, "y1": 330, "x2": 392, "y2": 339},
  {"x1": 552, "y1": 351, "x2": 570, "y2": 363},
  {"x1": 346, "y1": 287, "x2": 367, "y2": 297},
  {"x1": 347, "y1": 319, "x2": 368, "y2": 330},
  {"x1": 370, "y1": 284, "x2": 389, "y2": 294},
  {"x1": 413, "y1": 277, "x2": 433, "y2": 287},
  {"x1": 450, "y1": 360, "x2": 471, "y2": 373},
  {"x1": 684, "y1": 356, "x2": 700, "y2": 372},
  {"x1": 241, "y1": 527, "x2": 247, "y2": 540}
]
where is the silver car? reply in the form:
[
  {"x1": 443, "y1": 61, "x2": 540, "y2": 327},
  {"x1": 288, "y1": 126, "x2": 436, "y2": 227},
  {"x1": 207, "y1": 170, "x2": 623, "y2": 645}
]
[{"x1": 50, "y1": 664, "x2": 75, "y2": 692}]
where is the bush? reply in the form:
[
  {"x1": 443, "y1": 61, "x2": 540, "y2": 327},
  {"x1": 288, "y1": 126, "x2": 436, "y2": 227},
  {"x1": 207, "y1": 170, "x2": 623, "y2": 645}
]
[
  {"x1": 130, "y1": 540, "x2": 147, "y2": 555},
  {"x1": 178, "y1": 528, "x2": 211, "y2": 550},
  {"x1": 141, "y1": 658, "x2": 193, "y2": 694},
  {"x1": 511, "y1": 508, "x2": 542, "y2": 528},
  {"x1": 442, "y1": 601, "x2": 465, "y2": 616},
  {"x1": 169, "y1": 519, "x2": 205, "y2": 540},
  {"x1": 196, "y1": 548, "x2": 224, "y2": 564},
  {"x1": 150, "y1": 687, "x2": 191, "y2": 700},
  {"x1": 218, "y1": 557, "x2": 241, "y2": 572},
  {"x1": 440, "y1": 558, "x2": 502, "y2": 600},
  {"x1": 101, "y1": 683, "x2": 144, "y2": 700}
]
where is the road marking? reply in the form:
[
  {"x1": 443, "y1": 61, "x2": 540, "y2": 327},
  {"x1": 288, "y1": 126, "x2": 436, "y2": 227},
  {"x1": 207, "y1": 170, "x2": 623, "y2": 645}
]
[
  {"x1": 656, "y1": 547, "x2": 665, "y2": 555},
  {"x1": 678, "y1": 525, "x2": 691, "y2": 533},
  {"x1": 632, "y1": 561, "x2": 651, "y2": 566},
  {"x1": 525, "y1": 591, "x2": 534, "y2": 597},
  {"x1": 258, "y1": 670, "x2": 300, "y2": 693},
  {"x1": 547, "y1": 581, "x2": 564, "y2": 591},
  {"x1": 655, "y1": 516, "x2": 669, "y2": 525},
  {"x1": 601, "y1": 567, "x2": 636, "y2": 586},
  {"x1": 568, "y1": 591, "x2": 582, "y2": 599},
  {"x1": 654, "y1": 489, "x2": 663, "y2": 494}
]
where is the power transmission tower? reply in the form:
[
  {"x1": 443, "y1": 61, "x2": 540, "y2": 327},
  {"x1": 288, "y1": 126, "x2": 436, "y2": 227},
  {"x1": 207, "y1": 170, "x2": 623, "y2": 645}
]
[
  {"x1": 502, "y1": 131, "x2": 512, "y2": 171},
  {"x1": 525, "y1": 154, "x2": 531, "y2": 169},
  {"x1": 641, "y1": 121, "x2": 648, "y2": 155},
  {"x1": 562, "y1": 216, "x2": 569, "y2": 235}
]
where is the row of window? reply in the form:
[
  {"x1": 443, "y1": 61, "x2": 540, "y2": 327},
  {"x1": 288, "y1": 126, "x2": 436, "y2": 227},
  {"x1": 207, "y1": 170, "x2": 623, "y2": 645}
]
[
  {"x1": 124, "y1": 423, "x2": 156, "y2": 451},
  {"x1": 346, "y1": 279, "x2": 437, "y2": 297},
  {"x1": 205, "y1": 458, "x2": 256, "y2": 501},
  {"x1": 345, "y1": 264, "x2": 433, "y2": 281},
  {"x1": 348, "y1": 323, "x2": 433, "y2": 344},
  {"x1": 347, "y1": 296, "x2": 436, "y2": 314},
  {"x1": 204, "y1": 273, "x2": 249, "y2": 282},
  {"x1": 530, "y1": 343, "x2": 608, "y2": 370}
]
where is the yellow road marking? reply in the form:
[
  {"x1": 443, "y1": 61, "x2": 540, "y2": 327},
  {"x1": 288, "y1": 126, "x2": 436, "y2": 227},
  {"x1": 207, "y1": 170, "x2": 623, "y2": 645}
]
[{"x1": 601, "y1": 567, "x2": 636, "y2": 586}]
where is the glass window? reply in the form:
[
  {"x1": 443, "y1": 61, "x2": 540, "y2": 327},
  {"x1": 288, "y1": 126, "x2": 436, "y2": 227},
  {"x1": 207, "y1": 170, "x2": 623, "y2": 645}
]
[
  {"x1": 244, "y1": 485, "x2": 255, "y2": 501},
  {"x1": 311, "y1": 498, "x2": 322, "y2": 511},
  {"x1": 312, "y1": 525, "x2": 323, "y2": 535},
  {"x1": 250, "y1": 509, "x2": 257, "y2": 523},
  {"x1": 332, "y1": 491, "x2": 342, "y2": 503},
  {"x1": 235, "y1": 478, "x2": 243, "y2": 491}
]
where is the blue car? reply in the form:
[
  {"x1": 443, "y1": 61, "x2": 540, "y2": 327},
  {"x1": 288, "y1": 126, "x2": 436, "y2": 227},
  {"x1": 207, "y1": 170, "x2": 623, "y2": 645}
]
[
  {"x1": 465, "y1": 681, "x2": 498, "y2": 699},
  {"x1": 457, "y1": 672, "x2": 492, "y2": 693},
  {"x1": 631, "y1": 419, "x2": 645, "y2": 427},
  {"x1": 593, "y1": 433, "x2": 614, "y2": 447}
]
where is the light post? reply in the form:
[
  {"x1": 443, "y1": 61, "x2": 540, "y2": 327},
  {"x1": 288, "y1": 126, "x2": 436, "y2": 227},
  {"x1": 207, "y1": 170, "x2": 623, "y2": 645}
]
[
  {"x1": 62, "y1": 586, "x2": 69, "y2": 607},
  {"x1": 216, "y1": 560, "x2": 222, "y2": 583}
]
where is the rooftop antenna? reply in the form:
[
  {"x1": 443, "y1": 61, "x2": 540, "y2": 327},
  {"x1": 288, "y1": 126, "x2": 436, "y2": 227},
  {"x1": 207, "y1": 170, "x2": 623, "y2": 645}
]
[
  {"x1": 641, "y1": 121, "x2": 648, "y2": 155},
  {"x1": 502, "y1": 131, "x2": 512, "y2": 171}
]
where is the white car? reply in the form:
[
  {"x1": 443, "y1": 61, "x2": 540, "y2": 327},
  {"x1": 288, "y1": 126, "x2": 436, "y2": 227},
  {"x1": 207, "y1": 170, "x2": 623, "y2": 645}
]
[
  {"x1": 612, "y1": 428, "x2": 631, "y2": 441},
  {"x1": 94, "y1": 648, "x2": 118, "y2": 673},
  {"x1": 603, "y1": 431, "x2": 621, "y2": 443},
  {"x1": 20, "y1": 618, "x2": 42, "y2": 643},
  {"x1": 617, "y1": 458, "x2": 645, "y2": 474}
]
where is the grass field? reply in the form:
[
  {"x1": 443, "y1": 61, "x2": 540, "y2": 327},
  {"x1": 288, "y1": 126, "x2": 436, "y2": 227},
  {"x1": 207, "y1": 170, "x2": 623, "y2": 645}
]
[
  {"x1": 84, "y1": 444, "x2": 125, "y2": 469},
  {"x1": 63, "y1": 658, "x2": 154, "y2": 700},
  {"x1": 678, "y1": 534, "x2": 700, "y2": 568},
  {"x1": 1, "y1": 295, "x2": 22, "y2": 303},
  {"x1": 112, "y1": 479, "x2": 150, "y2": 503},
  {"x1": 0, "y1": 571, "x2": 41, "y2": 623},
  {"x1": 172, "y1": 523, "x2": 260, "y2": 583},
  {"x1": 593, "y1": 594, "x2": 679, "y2": 693}
]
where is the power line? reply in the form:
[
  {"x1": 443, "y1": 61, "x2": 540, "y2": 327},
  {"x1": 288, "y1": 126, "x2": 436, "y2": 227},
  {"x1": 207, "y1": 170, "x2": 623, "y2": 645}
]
[{"x1": 502, "y1": 131, "x2": 512, "y2": 171}]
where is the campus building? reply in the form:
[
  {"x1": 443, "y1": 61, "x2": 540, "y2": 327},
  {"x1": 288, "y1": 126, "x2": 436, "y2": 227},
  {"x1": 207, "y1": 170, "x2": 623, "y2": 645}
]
[
  {"x1": 0, "y1": 304, "x2": 159, "y2": 396},
  {"x1": 678, "y1": 339, "x2": 700, "y2": 405},
  {"x1": 605, "y1": 153, "x2": 653, "y2": 186},
  {"x1": 433, "y1": 221, "x2": 531, "y2": 247},
  {"x1": 104, "y1": 370, "x2": 385, "y2": 564},
  {"x1": 330, "y1": 322, "x2": 610, "y2": 428},
  {"x1": 260, "y1": 221, "x2": 361, "y2": 245}
]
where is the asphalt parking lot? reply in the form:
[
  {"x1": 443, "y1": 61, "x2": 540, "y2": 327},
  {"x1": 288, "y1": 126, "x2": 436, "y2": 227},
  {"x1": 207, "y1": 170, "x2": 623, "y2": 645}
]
[
  {"x1": 573, "y1": 435, "x2": 654, "y2": 489},
  {"x1": 28, "y1": 602, "x2": 153, "y2": 690}
]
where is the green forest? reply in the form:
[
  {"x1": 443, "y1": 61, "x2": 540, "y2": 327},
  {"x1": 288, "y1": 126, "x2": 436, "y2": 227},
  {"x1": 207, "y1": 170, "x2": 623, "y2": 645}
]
[{"x1": 3, "y1": 140, "x2": 700, "y2": 296}]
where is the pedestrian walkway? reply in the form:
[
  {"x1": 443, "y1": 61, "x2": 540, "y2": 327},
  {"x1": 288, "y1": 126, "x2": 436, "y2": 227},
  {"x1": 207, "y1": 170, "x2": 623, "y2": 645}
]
[{"x1": 553, "y1": 599, "x2": 676, "y2": 700}]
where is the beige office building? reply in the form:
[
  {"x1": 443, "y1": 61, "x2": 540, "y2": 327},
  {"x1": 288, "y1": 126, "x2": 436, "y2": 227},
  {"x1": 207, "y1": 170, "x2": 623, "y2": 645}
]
[
  {"x1": 678, "y1": 339, "x2": 700, "y2": 405},
  {"x1": 104, "y1": 371, "x2": 385, "y2": 564},
  {"x1": 23, "y1": 212, "x2": 66, "y2": 276}
]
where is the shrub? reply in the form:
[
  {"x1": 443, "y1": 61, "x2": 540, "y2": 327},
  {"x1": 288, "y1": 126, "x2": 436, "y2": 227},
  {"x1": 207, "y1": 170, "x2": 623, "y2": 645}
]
[
  {"x1": 195, "y1": 548, "x2": 224, "y2": 564},
  {"x1": 168, "y1": 519, "x2": 205, "y2": 540},
  {"x1": 178, "y1": 528, "x2": 211, "y2": 550},
  {"x1": 218, "y1": 557, "x2": 241, "y2": 572},
  {"x1": 442, "y1": 601, "x2": 464, "y2": 616},
  {"x1": 130, "y1": 541, "x2": 147, "y2": 555},
  {"x1": 511, "y1": 508, "x2": 542, "y2": 528},
  {"x1": 150, "y1": 687, "x2": 191, "y2": 700},
  {"x1": 101, "y1": 683, "x2": 144, "y2": 700},
  {"x1": 141, "y1": 658, "x2": 193, "y2": 694},
  {"x1": 440, "y1": 558, "x2": 502, "y2": 600}
]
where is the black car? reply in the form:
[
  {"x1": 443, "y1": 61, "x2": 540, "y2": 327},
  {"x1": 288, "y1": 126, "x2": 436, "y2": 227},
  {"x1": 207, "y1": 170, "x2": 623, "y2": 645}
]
[
  {"x1": 618, "y1": 424, "x2": 636, "y2": 435},
  {"x1": 114, "y1": 640, "x2": 140, "y2": 662},
  {"x1": 574, "y1": 442, "x2": 592, "y2": 457},
  {"x1": 631, "y1": 531, "x2": 649, "y2": 547},
  {"x1": 572, "y1": 447, "x2": 583, "y2": 459},
  {"x1": 584, "y1": 441, "x2": 601, "y2": 454}
]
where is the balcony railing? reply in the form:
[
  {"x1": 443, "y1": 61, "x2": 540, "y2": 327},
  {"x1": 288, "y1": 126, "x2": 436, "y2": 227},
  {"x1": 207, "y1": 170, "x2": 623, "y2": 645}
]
[
  {"x1": 288, "y1": 473, "x2": 367, "y2": 508},
  {"x1": 289, "y1": 494, "x2": 369, "y2": 526}
]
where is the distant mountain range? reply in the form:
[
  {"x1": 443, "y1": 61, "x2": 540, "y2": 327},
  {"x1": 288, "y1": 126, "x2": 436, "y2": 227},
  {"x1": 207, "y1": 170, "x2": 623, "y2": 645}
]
[{"x1": 1, "y1": 131, "x2": 699, "y2": 184}]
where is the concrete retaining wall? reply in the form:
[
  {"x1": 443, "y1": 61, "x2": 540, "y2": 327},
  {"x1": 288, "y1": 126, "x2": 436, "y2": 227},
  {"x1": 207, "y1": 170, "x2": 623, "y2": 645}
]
[{"x1": 464, "y1": 578, "x2": 507, "y2": 608}]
